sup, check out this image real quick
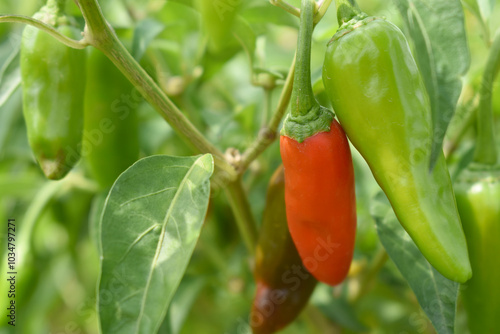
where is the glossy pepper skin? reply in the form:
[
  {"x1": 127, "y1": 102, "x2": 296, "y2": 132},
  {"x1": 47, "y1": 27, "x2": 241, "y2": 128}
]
[
  {"x1": 322, "y1": 15, "x2": 471, "y2": 283},
  {"x1": 20, "y1": 0, "x2": 86, "y2": 180},
  {"x1": 281, "y1": 122, "x2": 356, "y2": 285},
  {"x1": 84, "y1": 48, "x2": 139, "y2": 189},
  {"x1": 455, "y1": 166, "x2": 500, "y2": 334},
  {"x1": 251, "y1": 166, "x2": 317, "y2": 334},
  {"x1": 280, "y1": 0, "x2": 356, "y2": 286}
]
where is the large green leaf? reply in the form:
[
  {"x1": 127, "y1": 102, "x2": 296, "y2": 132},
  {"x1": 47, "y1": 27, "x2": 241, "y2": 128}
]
[
  {"x1": 98, "y1": 154, "x2": 214, "y2": 334},
  {"x1": 371, "y1": 192, "x2": 459, "y2": 334},
  {"x1": 394, "y1": 0, "x2": 470, "y2": 169}
]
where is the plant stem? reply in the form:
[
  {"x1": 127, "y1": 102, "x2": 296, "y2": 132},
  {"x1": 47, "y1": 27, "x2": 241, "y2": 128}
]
[
  {"x1": 290, "y1": 0, "x2": 316, "y2": 118},
  {"x1": 270, "y1": 0, "x2": 301, "y2": 18},
  {"x1": 239, "y1": 55, "x2": 295, "y2": 173},
  {"x1": 473, "y1": 29, "x2": 500, "y2": 165},
  {"x1": 444, "y1": 93, "x2": 478, "y2": 159},
  {"x1": 262, "y1": 88, "x2": 273, "y2": 128},
  {"x1": 314, "y1": 0, "x2": 333, "y2": 25},
  {"x1": 352, "y1": 248, "x2": 388, "y2": 303},
  {"x1": 238, "y1": 0, "x2": 333, "y2": 172},
  {"x1": 224, "y1": 179, "x2": 258, "y2": 253},
  {"x1": 0, "y1": 15, "x2": 88, "y2": 49},
  {"x1": 336, "y1": 0, "x2": 362, "y2": 25},
  {"x1": 74, "y1": 0, "x2": 237, "y2": 183}
]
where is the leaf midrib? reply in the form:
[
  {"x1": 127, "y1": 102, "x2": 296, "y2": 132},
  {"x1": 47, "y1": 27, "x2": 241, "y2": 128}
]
[{"x1": 134, "y1": 157, "x2": 202, "y2": 333}]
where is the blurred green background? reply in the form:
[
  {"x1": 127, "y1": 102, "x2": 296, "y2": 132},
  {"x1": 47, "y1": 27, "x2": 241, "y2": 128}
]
[{"x1": 0, "y1": 0, "x2": 499, "y2": 333}]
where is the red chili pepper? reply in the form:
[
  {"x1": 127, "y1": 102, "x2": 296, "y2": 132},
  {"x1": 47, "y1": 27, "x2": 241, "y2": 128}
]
[
  {"x1": 281, "y1": 120, "x2": 356, "y2": 285},
  {"x1": 280, "y1": 0, "x2": 356, "y2": 286}
]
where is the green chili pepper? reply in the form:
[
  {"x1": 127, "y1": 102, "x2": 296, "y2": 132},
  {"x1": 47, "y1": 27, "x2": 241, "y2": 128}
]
[
  {"x1": 251, "y1": 165, "x2": 317, "y2": 334},
  {"x1": 20, "y1": 0, "x2": 86, "y2": 180},
  {"x1": 455, "y1": 29, "x2": 500, "y2": 333},
  {"x1": 322, "y1": 2, "x2": 471, "y2": 283},
  {"x1": 455, "y1": 165, "x2": 500, "y2": 333},
  {"x1": 84, "y1": 48, "x2": 139, "y2": 189}
]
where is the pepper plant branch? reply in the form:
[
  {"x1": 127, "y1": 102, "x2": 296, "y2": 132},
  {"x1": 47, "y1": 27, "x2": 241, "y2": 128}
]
[
  {"x1": 351, "y1": 249, "x2": 389, "y2": 303},
  {"x1": 0, "y1": 15, "x2": 88, "y2": 49},
  {"x1": 473, "y1": 29, "x2": 500, "y2": 165},
  {"x1": 270, "y1": 0, "x2": 301, "y2": 18},
  {"x1": 314, "y1": 0, "x2": 333, "y2": 24},
  {"x1": 238, "y1": 0, "x2": 333, "y2": 173},
  {"x1": 238, "y1": 55, "x2": 295, "y2": 173},
  {"x1": 74, "y1": 0, "x2": 237, "y2": 182},
  {"x1": 224, "y1": 178, "x2": 258, "y2": 253}
]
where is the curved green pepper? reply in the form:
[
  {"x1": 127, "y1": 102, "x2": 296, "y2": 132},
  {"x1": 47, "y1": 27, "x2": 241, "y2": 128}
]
[
  {"x1": 455, "y1": 165, "x2": 500, "y2": 334},
  {"x1": 251, "y1": 165, "x2": 317, "y2": 334},
  {"x1": 84, "y1": 48, "x2": 139, "y2": 189},
  {"x1": 20, "y1": 0, "x2": 86, "y2": 180},
  {"x1": 322, "y1": 11, "x2": 471, "y2": 282}
]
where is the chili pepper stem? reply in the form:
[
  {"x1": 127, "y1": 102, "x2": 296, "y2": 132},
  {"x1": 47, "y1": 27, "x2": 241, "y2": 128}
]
[
  {"x1": 336, "y1": 0, "x2": 362, "y2": 26},
  {"x1": 473, "y1": 29, "x2": 500, "y2": 165},
  {"x1": 74, "y1": 0, "x2": 237, "y2": 184},
  {"x1": 291, "y1": 0, "x2": 316, "y2": 118},
  {"x1": 224, "y1": 179, "x2": 258, "y2": 253},
  {"x1": 281, "y1": 0, "x2": 333, "y2": 142},
  {"x1": 0, "y1": 15, "x2": 88, "y2": 49},
  {"x1": 270, "y1": 0, "x2": 301, "y2": 18}
]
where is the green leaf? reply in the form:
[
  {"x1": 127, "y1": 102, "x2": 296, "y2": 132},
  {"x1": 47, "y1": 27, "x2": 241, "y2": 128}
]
[
  {"x1": 132, "y1": 19, "x2": 165, "y2": 61},
  {"x1": 160, "y1": 276, "x2": 206, "y2": 334},
  {"x1": 98, "y1": 154, "x2": 214, "y2": 334},
  {"x1": 394, "y1": 0, "x2": 470, "y2": 169},
  {"x1": 89, "y1": 191, "x2": 108, "y2": 253},
  {"x1": 371, "y1": 192, "x2": 459, "y2": 334},
  {"x1": 477, "y1": 0, "x2": 495, "y2": 22},
  {"x1": 0, "y1": 43, "x2": 20, "y2": 107}
]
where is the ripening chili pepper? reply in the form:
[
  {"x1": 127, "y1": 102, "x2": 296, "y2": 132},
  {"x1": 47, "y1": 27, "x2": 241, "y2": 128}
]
[
  {"x1": 280, "y1": 0, "x2": 356, "y2": 286},
  {"x1": 455, "y1": 165, "x2": 500, "y2": 334},
  {"x1": 84, "y1": 48, "x2": 139, "y2": 189},
  {"x1": 20, "y1": 0, "x2": 86, "y2": 180},
  {"x1": 322, "y1": 1, "x2": 471, "y2": 283},
  {"x1": 251, "y1": 165, "x2": 317, "y2": 334}
]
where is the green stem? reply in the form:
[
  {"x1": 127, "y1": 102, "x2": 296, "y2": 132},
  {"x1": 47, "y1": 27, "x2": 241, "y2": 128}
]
[
  {"x1": 444, "y1": 93, "x2": 477, "y2": 159},
  {"x1": 239, "y1": 55, "x2": 295, "y2": 173},
  {"x1": 281, "y1": 0, "x2": 332, "y2": 142},
  {"x1": 224, "y1": 179, "x2": 258, "y2": 253},
  {"x1": 352, "y1": 249, "x2": 388, "y2": 303},
  {"x1": 237, "y1": 0, "x2": 333, "y2": 171},
  {"x1": 0, "y1": 15, "x2": 88, "y2": 49},
  {"x1": 290, "y1": 0, "x2": 316, "y2": 118},
  {"x1": 314, "y1": 0, "x2": 333, "y2": 24},
  {"x1": 74, "y1": 0, "x2": 237, "y2": 183},
  {"x1": 270, "y1": 0, "x2": 301, "y2": 18},
  {"x1": 473, "y1": 29, "x2": 500, "y2": 165},
  {"x1": 336, "y1": 0, "x2": 362, "y2": 25},
  {"x1": 262, "y1": 88, "x2": 273, "y2": 127},
  {"x1": 0, "y1": 181, "x2": 63, "y2": 311}
]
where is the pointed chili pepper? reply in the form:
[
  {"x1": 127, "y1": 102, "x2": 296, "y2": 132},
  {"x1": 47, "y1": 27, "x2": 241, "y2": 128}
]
[
  {"x1": 322, "y1": 0, "x2": 471, "y2": 282},
  {"x1": 280, "y1": 0, "x2": 357, "y2": 286},
  {"x1": 20, "y1": 0, "x2": 86, "y2": 180},
  {"x1": 251, "y1": 165, "x2": 317, "y2": 334}
]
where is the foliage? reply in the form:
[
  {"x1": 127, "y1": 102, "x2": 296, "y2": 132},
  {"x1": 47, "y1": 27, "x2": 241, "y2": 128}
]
[{"x1": 0, "y1": 0, "x2": 499, "y2": 333}]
